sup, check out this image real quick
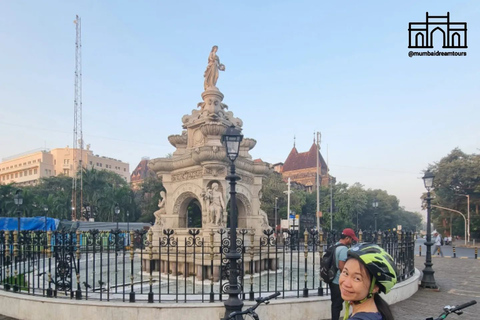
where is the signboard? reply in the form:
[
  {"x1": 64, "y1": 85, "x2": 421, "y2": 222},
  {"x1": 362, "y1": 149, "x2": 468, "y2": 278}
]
[{"x1": 317, "y1": 211, "x2": 322, "y2": 217}]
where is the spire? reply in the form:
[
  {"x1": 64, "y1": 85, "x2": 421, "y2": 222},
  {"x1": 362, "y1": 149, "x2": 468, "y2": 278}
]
[{"x1": 293, "y1": 135, "x2": 296, "y2": 148}]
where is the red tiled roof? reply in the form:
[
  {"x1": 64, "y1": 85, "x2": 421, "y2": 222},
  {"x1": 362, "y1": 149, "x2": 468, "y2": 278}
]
[
  {"x1": 130, "y1": 159, "x2": 154, "y2": 182},
  {"x1": 282, "y1": 143, "x2": 328, "y2": 172}
]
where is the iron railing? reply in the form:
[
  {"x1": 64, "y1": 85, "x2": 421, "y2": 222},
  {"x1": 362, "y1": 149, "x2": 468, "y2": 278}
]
[{"x1": 0, "y1": 228, "x2": 416, "y2": 303}]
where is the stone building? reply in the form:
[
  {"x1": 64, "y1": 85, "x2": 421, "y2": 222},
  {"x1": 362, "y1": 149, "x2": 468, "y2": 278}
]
[
  {"x1": 274, "y1": 142, "x2": 332, "y2": 192},
  {"x1": 0, "y1": 145, "x2": 130, "y2": 186}
]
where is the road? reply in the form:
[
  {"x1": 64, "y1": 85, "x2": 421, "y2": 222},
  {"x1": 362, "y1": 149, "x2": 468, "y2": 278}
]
[{"x1": 414, "y1": 239, "x2": 478, "y2": 258}]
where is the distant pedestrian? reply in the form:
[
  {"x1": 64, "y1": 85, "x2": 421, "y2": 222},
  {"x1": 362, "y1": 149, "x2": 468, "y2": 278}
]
[{"x1": 432, "y1": 232, "x2": 444, "y2": 257}]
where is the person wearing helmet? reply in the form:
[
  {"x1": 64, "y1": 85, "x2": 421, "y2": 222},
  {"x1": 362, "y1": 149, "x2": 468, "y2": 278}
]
[{"x1": 339, "y1": 243, "x2": 397, "y2": 320}]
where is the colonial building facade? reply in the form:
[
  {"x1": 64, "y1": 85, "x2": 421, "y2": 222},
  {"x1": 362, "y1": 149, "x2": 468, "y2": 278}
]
[
  {"x1": 274, "y1": 143, "x2": 332, "y2": 192},
  {"x1": 0, "y1": 146, "x2": 130, "y2": 186}
]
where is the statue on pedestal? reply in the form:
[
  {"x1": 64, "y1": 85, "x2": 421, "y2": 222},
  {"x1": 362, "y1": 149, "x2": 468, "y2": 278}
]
[
  {"x1": 154, "y1": 191, "x2": 167, "y2": 226},
  {"x1": 202, "y1": 183, "x2": 226, "y2": 226},
  {"x1": 204, "y1": 45, "x2": 225, "y2": 91}
]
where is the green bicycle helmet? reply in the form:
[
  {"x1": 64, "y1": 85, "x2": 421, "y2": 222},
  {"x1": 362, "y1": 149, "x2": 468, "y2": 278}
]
[{"x1": 347, "y1": 243, "x2": 398, "y2": 294}]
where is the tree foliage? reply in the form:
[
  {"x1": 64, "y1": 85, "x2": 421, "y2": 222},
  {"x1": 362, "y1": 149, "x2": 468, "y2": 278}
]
[
  {"x1": 260, "y1": 171, "x2": 421, "y2": 233},
  {"x1": 428, "y1": 148, "x2": 480, "y2": 238}
]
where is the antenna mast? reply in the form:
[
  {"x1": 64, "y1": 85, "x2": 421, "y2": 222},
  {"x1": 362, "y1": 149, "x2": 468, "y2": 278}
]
[{"x1": 72, "y1": 15, "x2": 83, "y2": 221}]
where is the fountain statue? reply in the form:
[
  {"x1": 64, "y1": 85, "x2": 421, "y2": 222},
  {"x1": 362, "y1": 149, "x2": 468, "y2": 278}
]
[{"x1": 144, "y1": 46, "x2": 273, "y2": 280}]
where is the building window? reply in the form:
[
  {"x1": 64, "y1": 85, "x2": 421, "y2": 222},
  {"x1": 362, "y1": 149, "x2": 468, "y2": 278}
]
[
  {"x1": 54, "y1": 160, "x2": 56, "y2": 165},
  {"x1": 34, "y1": 169, "x2": 37, "y2": 174},
  {"x1": 15, "y1": 173, "x2": 18, "y2": 178},
  {"x1": 29, "y1": 169, "x2": 32, "y2": 175}
]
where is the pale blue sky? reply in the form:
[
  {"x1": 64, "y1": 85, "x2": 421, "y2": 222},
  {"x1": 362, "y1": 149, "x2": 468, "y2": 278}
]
[{"x1": 1, "y1": 1, "x2": 479, "y2": 215}]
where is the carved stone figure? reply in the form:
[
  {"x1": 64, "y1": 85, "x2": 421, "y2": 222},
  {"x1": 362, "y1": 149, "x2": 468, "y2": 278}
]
[
  {"x1": 205, "y1": 183, "x2": 225, "y2": 226},
  {"x1": 154, "y1": 191, "x2": 166, "y2": 225},
  {"x1": 259, "y1": 209, "x2": 270, "y2": 229},
  {"x1": 204, "y1": 46, "x2": 225, "y2": 91}
]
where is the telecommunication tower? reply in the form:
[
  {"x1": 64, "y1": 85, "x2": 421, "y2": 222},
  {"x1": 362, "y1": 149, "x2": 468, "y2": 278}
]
[{"x1": 72, "y1": 15, "x2": 83, "y2": 221}]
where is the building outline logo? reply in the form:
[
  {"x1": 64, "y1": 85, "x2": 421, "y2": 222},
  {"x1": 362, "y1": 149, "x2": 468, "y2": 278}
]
[{"x1": 408, "y1": 12, "x2": 467, "y2": 49}]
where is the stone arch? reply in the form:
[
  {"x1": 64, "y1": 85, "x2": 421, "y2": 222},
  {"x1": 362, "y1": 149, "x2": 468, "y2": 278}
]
[
  {"x1": 236, "y1": 193, "x2": 252, "y2": 229},
  {"x1": 172, "y1": 191, "x2": 203, "y2": 228}
]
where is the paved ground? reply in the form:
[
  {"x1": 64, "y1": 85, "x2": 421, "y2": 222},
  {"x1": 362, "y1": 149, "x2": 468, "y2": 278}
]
[
  {"x1": 1, "y1": 255, "x2": 479, "y2": 320},
  {"x1": 391, "y1": 256, "x2": 480, "y2": 320}
]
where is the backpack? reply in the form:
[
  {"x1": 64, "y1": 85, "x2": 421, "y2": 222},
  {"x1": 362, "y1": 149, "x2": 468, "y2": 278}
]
[{"x1": 320, "y1": 243, "x2": 346, "y2": 283}]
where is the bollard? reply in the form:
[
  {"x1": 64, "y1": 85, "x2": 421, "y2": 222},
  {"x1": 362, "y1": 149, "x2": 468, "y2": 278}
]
[
  {"x1": 419, "y1": 245, "x2": 422, "y2": 256},
  {"x1": 453, "y1": 246, "x2": 456, "y2": 258},
  {"x1": 475, "y1": 247, "x2": 478, "y2": 259}
]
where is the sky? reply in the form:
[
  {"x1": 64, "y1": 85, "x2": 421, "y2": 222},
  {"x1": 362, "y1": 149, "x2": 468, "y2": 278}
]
[{"x1": 1, "y1": 1, "x2": 479, "y2": 216}]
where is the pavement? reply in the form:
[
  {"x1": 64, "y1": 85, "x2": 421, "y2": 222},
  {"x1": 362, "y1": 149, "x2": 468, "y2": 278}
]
[
  {"x1": 391, "y1": 255, "x2": 480, "y2": 320},
  {"x1": 1, "y1": 254, "x2": 479, "y2": 320}
]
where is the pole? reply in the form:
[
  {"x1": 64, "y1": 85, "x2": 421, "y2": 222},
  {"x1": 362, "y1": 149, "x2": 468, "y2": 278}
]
[
  {"x1": 274, "y1": 197, "x2": 278, "y2": 236},
  {"x1": 223, "y1": 162, "x2": 243, "y2": 319},
  {"x1": 316, "y1": 132, "x2": 320, "y2": 231},
  {"x1": 431, "y1": 205, "x2": 467, "y2": 246},
  {"x1": 286, "y1": 178, "x2": 291, "y2": 230},
  {"x1": 420, "y1": 190, "x2": 437, "y2": 288},
  {"x1": 327, "y1": 145, "x2": 333, "y2": 230},
  {"x1": 466, "y1": 195, "x2": 470, "y2": 244}
]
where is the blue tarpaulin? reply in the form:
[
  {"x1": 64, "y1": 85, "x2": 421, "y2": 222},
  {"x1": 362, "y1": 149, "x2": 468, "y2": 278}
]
[{"x1": 0, "y1": 216, "x2": 59, "y2": 231}]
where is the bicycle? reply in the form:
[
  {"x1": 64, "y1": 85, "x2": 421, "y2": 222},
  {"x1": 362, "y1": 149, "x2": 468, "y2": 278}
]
[
  {"x1": 426, "y1": 300, "x2": 477, "y2": 320},
  {"x1": 226, "y1": 291, "x2": 281, "y2": 320}
]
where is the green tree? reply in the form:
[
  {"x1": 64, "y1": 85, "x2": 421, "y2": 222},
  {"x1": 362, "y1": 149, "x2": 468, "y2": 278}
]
[
  {"x1": 135, "y1": 175, "x2": 164, "y2": 223},
  {"x1": 428, "y1": 148, "x2": 480, "y2": 238}
]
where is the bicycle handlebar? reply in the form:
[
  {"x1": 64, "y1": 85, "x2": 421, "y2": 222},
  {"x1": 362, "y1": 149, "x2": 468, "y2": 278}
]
[
  {"x1": 255, "y1": 291, "x2": 281, "y2": 304},
  {"x1": 428, "y1": 300, "x2": 477, "y2": 320},
  {"x1": 227, "y1": 292, "x2": 281, "y2": 319},
  {"x1": 450, "y1": 300, "x2": 477, "y2": 313}
]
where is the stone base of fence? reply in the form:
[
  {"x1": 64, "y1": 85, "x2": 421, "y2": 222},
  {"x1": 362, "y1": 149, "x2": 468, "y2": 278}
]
[{"x1": 0, "y1": 268, "x2": 420, "y2": 320}]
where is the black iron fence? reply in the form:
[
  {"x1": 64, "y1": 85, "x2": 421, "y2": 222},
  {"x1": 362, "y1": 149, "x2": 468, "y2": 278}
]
[{"x1": 0, "y1": 228, "x2": 415, "y2": 303}]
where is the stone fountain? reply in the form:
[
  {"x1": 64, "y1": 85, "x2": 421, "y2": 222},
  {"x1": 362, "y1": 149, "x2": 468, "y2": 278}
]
[{"x1": 143, "y1": 46, "x2": 274, "y2": 281}]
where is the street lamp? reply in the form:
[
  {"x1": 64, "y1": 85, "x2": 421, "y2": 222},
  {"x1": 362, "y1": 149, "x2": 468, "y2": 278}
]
[
  {"x1": 114, "y1": 203, "x2": 120, "y2": 230},
  {"x1": 221, "y1": 124, "x2": 243, "y2": 320},
  {"x1": 44, "y1": 206, "x2": 49, "y2": 232},
  {"x1": 126, "y1": 211, "x2": 130, "y2": 232},
  {"x1": 13, "y1": 189, "x2": 23, "y2": 235},
  {"x1": 274, "y1": 197, "x2": 278, "y2": 236},
  {"x1": 372, "y1": 198, "x2": 378, "y2": 231},
  {"x1": 13, "y1": 189, "x2": 23, "y2": 292},
  {"x1": 420, "y1": 170, "x2": 437, "y2": 289},
  {"x1": 460, "y1": 194, "x2": 471, "y2": 244}
]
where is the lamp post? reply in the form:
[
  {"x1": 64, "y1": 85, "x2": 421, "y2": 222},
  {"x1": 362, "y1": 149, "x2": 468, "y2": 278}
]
[
  {"x1": 14, "y1": 190, "x2": 23, "y2": 237},
  {"x1": 463, "y1": 194, "x2": 470, "y2": 244},
  {"x1": 274, "y1": 197, "x2": 278, "y2": 236},
  {"x1": 420, "y1": 170, "x2": 437, "y2": 289},
  {"x1": 114, "y1": 203, "x2": 120, "y2": 231},
  {"x1": 44, "y1": 206, "x2": 49, "y2": 232},
  {"x1": 126, "y1": 210, "x2": 130, "y2": 233},
  {"x1": 372, "y1": 198, "x2": 378, "y2": 231},
  {"x1": 13, "y1": 189, "x2": 23, "y2": 292},
  {"x1": 221, "y1": 124, "x2": 243, "y2": 320}
]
